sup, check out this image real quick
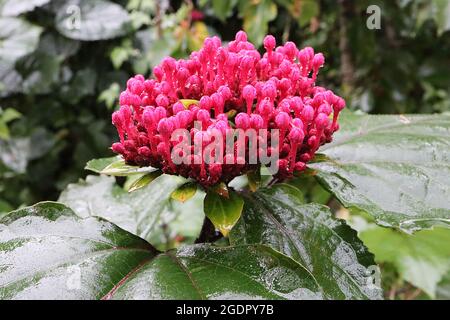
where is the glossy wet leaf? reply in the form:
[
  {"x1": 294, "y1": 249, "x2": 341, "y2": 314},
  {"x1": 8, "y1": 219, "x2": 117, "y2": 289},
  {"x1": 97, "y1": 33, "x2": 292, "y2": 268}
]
[
  {"x1": 100, "y1": 159, "x2": 157, "y2": 176},
  {"x1": 171, "y1": 182, "x2": 198, "y2": 203},
  {"x1": 105, "y1": 244, "x2": 322, "y2": 300},
  {"x1": 230, "y1": 184, "x2": 382, "y2": 300},
  {"x1": 204, "y1": 190, "x2": 244, "y2": 237},
  {"x1": 85, "y1": 156, "x2": 120, "y2": 173},
  {"x1": 59, "y1": 175, "x2": 204, "y2": 249},
  {"x1": 128, "y1": 171, "x2": 162, "y2": 193},
  {"x1": 0, "y1": 202, "x2": 157, "y2": 300},
  {"x1": 360, "y1": 224, "x2": 450, "y2": 298},
  {"x1": 309, "y1": 112, "x2": 450, "y2": 233},
  {"x1": 55, "y1": 0, "x2": 130, "y2": 41}
]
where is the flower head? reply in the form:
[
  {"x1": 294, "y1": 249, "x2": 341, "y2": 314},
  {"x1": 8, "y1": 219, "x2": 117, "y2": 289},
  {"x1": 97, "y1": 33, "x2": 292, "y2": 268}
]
[{"x1": 111, "y1": 31, "x2": 345, "y2": 187}]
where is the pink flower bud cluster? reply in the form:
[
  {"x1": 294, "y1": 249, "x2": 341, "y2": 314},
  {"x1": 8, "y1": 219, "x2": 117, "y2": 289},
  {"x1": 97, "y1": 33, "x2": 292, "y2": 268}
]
[{"x1": 111, "y1": 31, "x2": 345, "y2": 187}]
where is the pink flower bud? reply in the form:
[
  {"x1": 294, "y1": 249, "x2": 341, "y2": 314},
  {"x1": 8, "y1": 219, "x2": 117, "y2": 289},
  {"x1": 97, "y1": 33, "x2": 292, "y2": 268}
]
[
  {"x1": 275, "y1": 112, "x2": 290, "y2": 130},
  {"x1": 172, "y1": 102, "x2": 185, "y2": 114},
  {"x1": 250, "y1": 114, "x2": 264, "y2": 129},
  {"x1": 288, "y1": 127, "x2": 305, "y2": 143},
  {"x1": 235, "y1": 112, "x2": 250, "y2": 129},
  {"x1": 315, "y1": 113, "x2": 330, "y2": 129},
  {"x1": 263, "y1": 35, "x2": 276, "y2": 52}
]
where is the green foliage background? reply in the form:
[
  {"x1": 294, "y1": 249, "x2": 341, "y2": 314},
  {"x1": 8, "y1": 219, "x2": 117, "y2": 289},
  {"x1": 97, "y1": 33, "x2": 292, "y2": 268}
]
[{"x1": 0, "y1": 0, "x2": 449, "y2": 300}]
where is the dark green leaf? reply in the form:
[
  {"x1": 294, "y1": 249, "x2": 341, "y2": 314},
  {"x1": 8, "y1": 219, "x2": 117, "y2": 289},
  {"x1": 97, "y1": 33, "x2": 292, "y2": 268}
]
[
  {"x1": 55, "y1": 0, "x2": 130, "y2": 41},
  {"x1": 230, "y1": 184, "x2": 382, "y2": 300},
  {"x1": 204, "y1": 189, "x2": 244, "y2": 236},
  {"x1": 59, "y1": 175, "x2": 204, "y2": 249},
  {"x1": 309, "y1": 112, "x2": 450, "y2": 233},
  {"x1": 105, "y1": 244, "x2": 322, "y2": 300},
  {"x1": 0, "y1": 202, "x2": 157, "y2": 300}
]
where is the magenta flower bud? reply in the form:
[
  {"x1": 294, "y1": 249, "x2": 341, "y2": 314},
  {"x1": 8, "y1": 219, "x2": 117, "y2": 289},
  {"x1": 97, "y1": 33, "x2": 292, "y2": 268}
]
[
  {"x1": 199, "y1": 96, "x2": 211, "y2": 110},
  {"x1": 315, "y1": 113, "x2": 330, "y2": 129},
  {"x1": 258, "y1": 98, "x2": 274, "y2": 117},
  {"x1": 294, "y1": 161, "x2": 306, "y2": 171},
  {"x1": 235, "y1": 112, "x2": 250, "y2": 129},
  {"x1": 124, "y1": 140, "x2": 136, "y2": 151},
  {"x1": 176, "y1": 67, "x2": 190, "y2": 82},
  {"x1": 334, "y1": 97, "x2": 346, "y2": 111},
  {"x1": 263, "y1": 35, "x2": 276, "y2": 52},
  {"x1": 154, "y1": 106, "x2": 167, "y2": 121},
  {"x1": 301, "y1": 105, "x2": 315, "y2": 122},
  {"x1": 284, "y1": 41, "x2": 297, "y2": 60},
  {"x1": 197, "y1": 109, "x2": 210, "y2": 123},
  {"x1": 177, "y1": 110, "x2": 193, "y2": 128},
  {"x1": 158, "y1": 118, "x2": 174, "y2": 137},
  {"x1": 242, "y1": 84, "x2": 256, "y2": 101},
  {"x1": 313, "y1": 53, "x2": 325, "y2": 69},
  {"x1": 218, "y1": 85, "x2": 232, "y2": 100},
  {"x1": 155, "y1": 94, "x2": 169, "y2": 107},
  {"x1": 211, "y1": 92, "x2": 224, "y2": 115},
  {"x1": 135, "y1": 74, "x2": 145, "y2": 81},
  {"x1": 275, "y1": 112, "x2": 290, "y2": 130},
  {"x1": 292, "y1": 118, "x2": 304, "y2": 129},
  {"x1": 318, "y1": 103, "x2": 332, "y2": 115},
  {"x1": 262, "y1": 82, "x2": 277, "y2": 100},
  {"x1": 129, "y1": 79, "x2": 144, "y2": 95},
  {"x1": 250, "y1": 114, "x2": 264, "y2": 129},
  {"x1": 142, "y1": 109, "x2": 155, "y2": 127},
  {"x1": 288, "y1": 127, "x2": 305, "y2": 143},
  {"x1": 162, "y1": 57, "x2": 176, "y2": 72},
  {"x1": 172, "y1": 101, "x2": 185, "y2": 114},
  {"x1": 235, "y1": 30, "x2": 248, "y2": 42},
  {"x1": 138, "y1": 146, "x2": 152, "y2": 157},
  {"x1": 112, "y1": 142, "x2": 125, "y2": 154},
  {"x1": 216, "y1": 113, "x2": 228, "y2": 122},
  {"x1": 112, "y1": 111, "x2": 122, "y2": 126},
  {"x1": 144, "y1": 79, "x2": 155, "y2": 92},
  {"x1": 153, "y1": 66, "x2": 164, "y2": 81},
  {"x1": 156, "y1": 141, "x2": 167, "y2": 155}
]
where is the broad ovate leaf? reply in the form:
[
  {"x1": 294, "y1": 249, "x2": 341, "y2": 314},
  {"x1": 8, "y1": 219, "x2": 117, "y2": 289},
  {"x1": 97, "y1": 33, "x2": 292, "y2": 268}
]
[
  {"x1": 55, "y1": 0, "x2": 130, "y2": 41},
  {"x1": 203, "y1": 189, "x2": 244, "y2": 237},
  {"x1": 309, "y1": 112, "x2": 450, "y2": 233},
  {"x1": 105, "y1": 244, "x2": 322, "y2": 300},
  {"x1": 230, "y1": 184, "x2": 382, "y2": 300},
  {"x1": 0, "y1": 202, "x2": 157, "y2": 300},
  {"x1": 359, "y1": 224, "x2": 450, "y2": 298},
  {"x1": 59, "y1": 175, "x2": 204, "y2": 249}
]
